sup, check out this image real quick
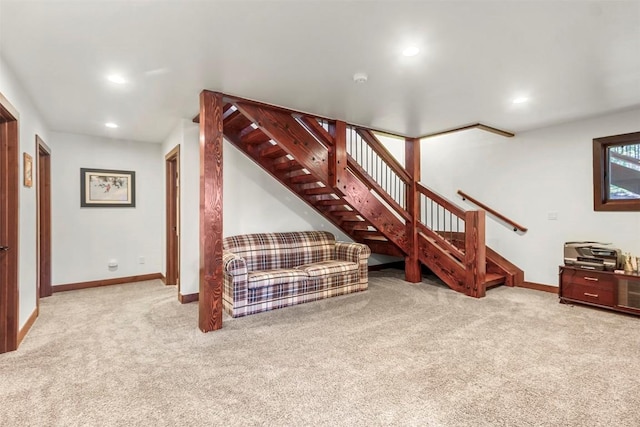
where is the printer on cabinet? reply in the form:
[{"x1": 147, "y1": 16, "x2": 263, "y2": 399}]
[{"x1": 564, "y1": 241, "x2": 621, "y2": 271}]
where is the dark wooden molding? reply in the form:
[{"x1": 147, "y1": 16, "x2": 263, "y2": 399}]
[
  {"x1": 593, "y1": 131, "x2": 640, "y2": 212},
  {"x1": 53, "y1": 273, "x2": 163, "y2": 293},
  {"x1": 36, "y1": 135, "x2": 52, "y2": 299},
  {"x1": 0, "y1": 91, "x2": 19, "y2": 120},
  {"x1": 419, "y1": 123, "x2": 515, "y2": 139},
  {"x1": 0, "y1": 92, "x2": 19, "y2": 354},
  {"x1": 458, "y1": 190, "x2": 528, "y2": 233},
  {"x1": 165, "y1": 144, "x2": 180, "y2": 290},
  {"x1": 198, "y1": 90, "x2": 224, "y2": 332},
  {"x1": 17, "y1": 307, "x2": 38, "y2": 346},
  {"x1": 518, "y1": 281, "x2": 558, "y2": 294},
  {"x1": 160, "y1": 274, "x2": 167, "y2": 285},
  {"x1": 179, "y1": 293, "x2": 199, "y2": 304}
]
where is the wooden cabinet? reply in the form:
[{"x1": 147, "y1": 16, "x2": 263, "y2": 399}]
[{"x1": 559, "y1": 266, "x2": 640, "y2": 316}]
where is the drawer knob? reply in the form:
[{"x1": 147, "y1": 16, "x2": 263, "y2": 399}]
[
  {"x1": 584, "y1": 277, "x2": 599, "y2": 282},
  {"x1": 584, "y1": 292, "x2": 599, "y2": 298}
]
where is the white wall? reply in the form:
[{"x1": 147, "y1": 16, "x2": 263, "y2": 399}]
[
  {"x1": 421, "y1": 108, "x2": 640, "y2": 286},
  {"x1": 162, "y1": 120, "x2": 397, "y2": 296},
  {"x1": 49, "y1": 132, "x2": 163, "y2": 284},
  {"x1": 0, "y1": 56, "x2": 50, "y2": 329}
]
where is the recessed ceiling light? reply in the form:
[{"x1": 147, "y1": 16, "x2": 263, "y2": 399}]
[
  {"x1": 353, "y1": 72, "x2": 368, "y2": 84},
  {"x1": 105, "y1": 122, "x2": 119, "y2": 128},
  {"x1": 402, "y1": 46, "x2": 420, "y2": 57},
  {"x1": 107, "y1": 74, "x2": 127, "y2": 84},
  {"x1": 512, "y1": 97, "x2": 529, "y2": 104}
]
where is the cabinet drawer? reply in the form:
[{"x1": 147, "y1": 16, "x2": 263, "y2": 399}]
[
  {"x1": 563, "y1": 271, "x2": 615, "y2": 289},
  {"x1": 562, "y1": 281, "x2": 614, "y2": 306}
]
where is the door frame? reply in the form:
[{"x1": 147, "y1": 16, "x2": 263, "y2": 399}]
[
  {"x1": 36, "y1": 135, "x2": 52, "y2": 300},
  {"x1": 165, "y1": 145, "x2": 180, "y2": 294},
  {"x1": 0, "y1": 92, "x2": 20, "y2": 354}
]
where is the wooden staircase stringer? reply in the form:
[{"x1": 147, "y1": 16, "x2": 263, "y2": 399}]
[
  {"x1": 417, "y1": 233, "x2": 467, "y2": 294},
  {"x1": 222, "y1": 121, "x2": 404, "y2": 257}
]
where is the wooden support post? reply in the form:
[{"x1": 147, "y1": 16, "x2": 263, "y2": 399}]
[
  {"x1": 328, "y1": 120, "x2": 347, "y2": 192},
  {"x1": 199, "y1": 90, "x2": 224, "y2": 332},
  {"x1": 404, "y1": 137, "x2": 421, "y2": 283},
  {"x1": 464, "y1": 210, "x2": 486, "y2": 298}
]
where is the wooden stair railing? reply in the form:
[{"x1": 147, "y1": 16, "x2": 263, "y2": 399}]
[
  {"x1": 196, "y1": 92, "x2": 522, "y2": 305},
  {"x1": 416, "y1": 183, "x2": 487, "y2": 297},
  {"x1": 457, "y1": 190, "x2": 528, "y2": 234}
]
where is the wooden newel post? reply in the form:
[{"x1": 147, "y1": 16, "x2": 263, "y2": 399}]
[
  {"x1": 405, "y1": 137, "x2": 421, "y2": 283},
  {"x1": 464, "y1": 210, "x2": 487, "y2": 298},
  {"x1": 329, "y1": 120, "x2": 347, "y2": 192},
  {"x1": 199, "y1": 90, "x2": 224, "y2": 332}
]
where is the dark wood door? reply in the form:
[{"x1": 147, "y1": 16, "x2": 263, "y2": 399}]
[
  {"x1": 37, "y1": 136, "x2": 52, "y2": 298},
  {"x1": 0, "y1": 94, "x2": 19, "y2": 354},
  {"x1": 165, "y1": 145, "x2": 180, "y2": 291}
]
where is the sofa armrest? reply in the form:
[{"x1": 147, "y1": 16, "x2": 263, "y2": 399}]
[
  {"x1": 335, "y1": 241, "x2": 371, "y2": 291},
  {"x1": 223, "y1": 250, "x2": 247, "y2": 277},
  {"x1": 335, "y1": 241, "x2": 371, "y2": 263},
  {"x1": 222, "y1": 250, "x2": 249, "y2": 317}
]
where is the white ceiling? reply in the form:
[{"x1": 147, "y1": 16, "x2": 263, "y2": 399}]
[{"x1": 1, "y1": 0, "x2": 639, "y2": 143}]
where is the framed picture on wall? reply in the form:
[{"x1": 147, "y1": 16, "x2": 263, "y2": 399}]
[
  {"x1": 80, "y1": 168, "x2": 136, "y2": 207},
  {"x1": 23, "y1": 153, "x2": 33, "y2": 188}
]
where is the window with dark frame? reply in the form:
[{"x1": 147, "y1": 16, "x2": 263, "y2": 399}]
[{"x1": 593, "y1": 131, "x2": 640, "y2": 211}]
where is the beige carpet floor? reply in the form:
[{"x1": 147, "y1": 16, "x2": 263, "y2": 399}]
[{"x1": 1, "y1": 269, "x2": 639, "y2": 426}]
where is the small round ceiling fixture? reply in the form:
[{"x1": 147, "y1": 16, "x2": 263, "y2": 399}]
[
  {"x1": 353, "y1": 72, "x2": 368, "y2": 84},
  {"x1": 402, "y1": 46, "x2": 420, "y2": 57},
  {"x1": 107, "y1": 74, "x2": 127, "y2": 84},
  {"x1": 512, "y1": 96, "x2": 529, "y2": 104},
  {"x1": 105, "y1": 122, "x2": 119, "y2": 128}
]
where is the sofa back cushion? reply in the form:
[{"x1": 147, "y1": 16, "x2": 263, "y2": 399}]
[{"x1": 222, "y1": 231, "x2": 336, "y2": 271}]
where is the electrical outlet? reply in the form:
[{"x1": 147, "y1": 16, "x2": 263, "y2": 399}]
[
  {"x1": 547, "y1": 211, "x2": 558, "y2": 220},
  {"x1": 138, "y1": 256, "x2": 145, "y2": 264}
]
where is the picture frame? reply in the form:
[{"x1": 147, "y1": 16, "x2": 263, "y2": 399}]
[
  {"x1": 80, "y1": 168, "x2": 136, "y2": 207},
  {"x1": 23, "y1": 153, "x2": 33, "y2": 188}
]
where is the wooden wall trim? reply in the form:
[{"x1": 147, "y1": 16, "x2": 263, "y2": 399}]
[
  {"x1": 419, "y1": 122, "x2": 514, "y2": 139},
  {"x1": 518, "y1": 281, "x2": 558, "y2": 294},
  {"x1": 53, "y1": 273, "x2": 163, "y2": 293},
  {"x1": 17, "y1": 307, "x2": 38, "y2": 346},
  {"x1": 179, "y1": 293, "x2": 199, "y2": 304}
]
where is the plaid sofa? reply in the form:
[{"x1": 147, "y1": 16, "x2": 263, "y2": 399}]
[{"x1": 222, "y1": 231, "x2": 371, "y2": 318}]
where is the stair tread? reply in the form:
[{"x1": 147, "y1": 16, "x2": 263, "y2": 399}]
[
  {"x1": 241, "y1": 127, "x2": 270, "y2": 145},
  {"x1": 274, "y1": 160, "x2": 304, "y2": 172},
  {"x1": 304, "y1": 187, "x2": 334, "y2": 195},
  {"x1": 289, "y1": 174, "x2": 319, "y2": 184},
  {"x1": 260, "y1": 145, "x2": 287, "y2": 158},
  {"x1": 484, "y1": 273, "x2": 506, "y2": 287},
  {"x1": 316, "y1": 199, "x2": 347, "y2": 206},
  {"x1": 363, "y1": 235, "x2": 388, "y2": 241},
  {"x1": 331, "y1": 210, "x2": 360, "y2": 217}
]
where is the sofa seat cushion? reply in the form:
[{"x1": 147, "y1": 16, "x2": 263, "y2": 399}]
[
  {"x1": 295, "y1": 260, "x2": 358, "y2": 278},
  {"x1": 247, "y1": 269, "x2": 308, "y2": 290}
]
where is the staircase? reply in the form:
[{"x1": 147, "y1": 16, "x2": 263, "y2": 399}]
[{"x1": 204, "y1": 94, "x2": 523, "y2": 298}]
